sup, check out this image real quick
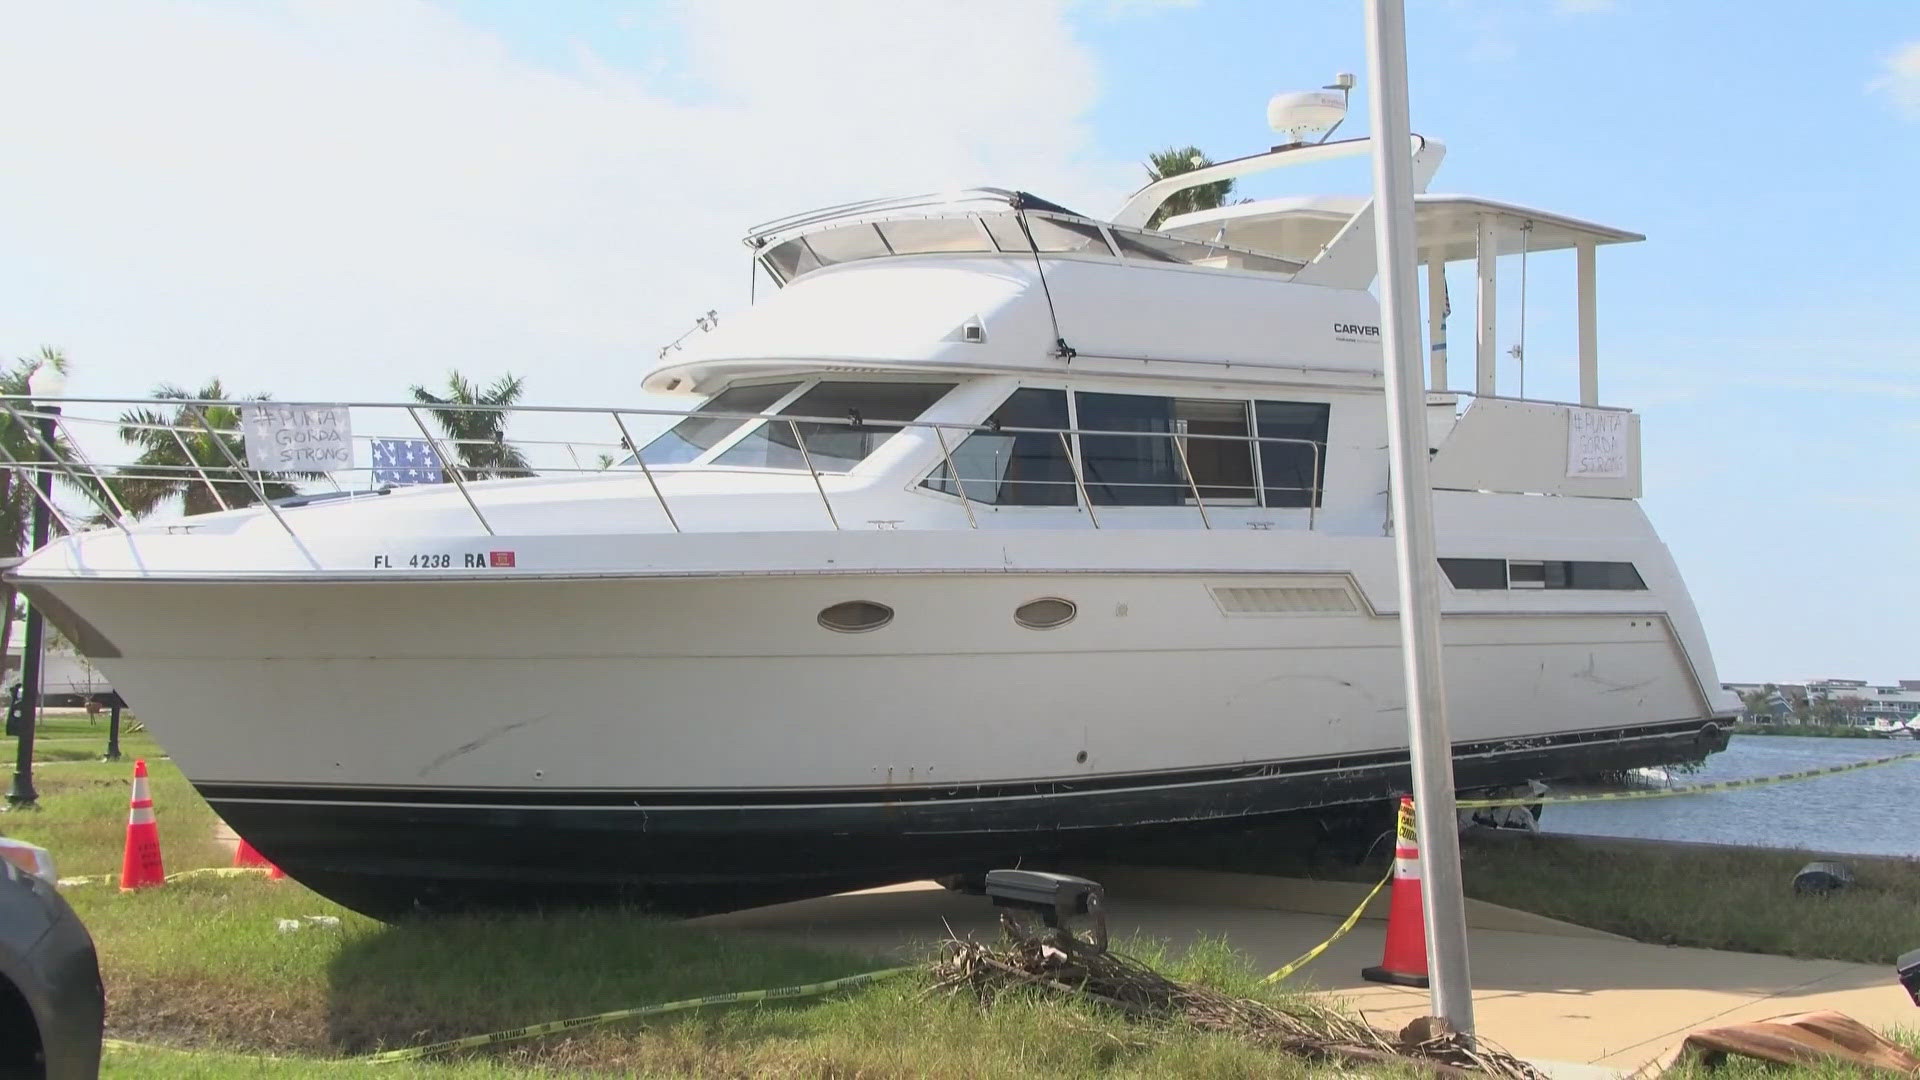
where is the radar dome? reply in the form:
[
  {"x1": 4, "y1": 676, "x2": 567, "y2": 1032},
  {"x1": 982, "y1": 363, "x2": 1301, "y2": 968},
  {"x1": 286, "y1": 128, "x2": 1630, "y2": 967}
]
[{"x1": 1267, "y1": 90, "x2": 1347, "y2": 142}]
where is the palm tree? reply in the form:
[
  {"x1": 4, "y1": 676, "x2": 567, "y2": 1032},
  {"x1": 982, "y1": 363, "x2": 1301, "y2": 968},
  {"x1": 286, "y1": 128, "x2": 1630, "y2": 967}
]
[
  {"x1": 0, "y1": 348, "x2": 77, "y2": 677},
  {"x1": 1144, "y1": 146, "x2": 1235, "y2": 228},
  {"x1": 113, "y1": 380, "x2": 308, "y2": 518},
  {"x1": 1738, "y1": 689, "x2": 1773, "y2": 723},
  {"x1": 408, "y1": 371, "x2": 533, "y2": 481}
]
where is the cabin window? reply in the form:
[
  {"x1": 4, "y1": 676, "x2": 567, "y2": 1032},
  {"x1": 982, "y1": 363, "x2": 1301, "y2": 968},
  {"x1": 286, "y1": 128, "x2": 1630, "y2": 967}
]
[
  {"x1": 1440, "y1": 558, "x2": 1508, "y2": 590},
  {"x1": 638, "y1": 381, "x2": 803, "y2": 465},
  {"x1": 1076, "y1": 393, "x2": 1251, "y2": 505},
  {"x1": 1547, "y1": 561, "x2": 1647, "y2": 590},
  {"x1": 922, "y1": 388, "x2": 1075, "y2": 506},
  {"x1": 1255, "y1": 401, "x2": 1331, "y2": 508},
  {"x1": 713, "y1": 381, "x2": 956, "y2": 472},
  {"x1": 1014, "y1": 598, "x2": 1077, "y2": 630},
  {"x1": 1441, "y1": 558, "x2": 1646, "y2": 591},
  {"x1": 818, "y1": 601, "x2": 893, "y2": 633},
  {"x1": 1073, "y1": 393, "x2": 1327, "y2": 508}
]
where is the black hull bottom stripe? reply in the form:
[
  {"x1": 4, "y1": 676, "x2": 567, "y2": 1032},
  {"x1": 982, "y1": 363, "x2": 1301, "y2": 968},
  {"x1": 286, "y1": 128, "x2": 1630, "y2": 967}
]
[
  {"x1": 196, "y1": 717, "x2": 1722, "y2": 810},
  {"x1": 212, "y1": 723, "x2": 1728, "y2": 920}
]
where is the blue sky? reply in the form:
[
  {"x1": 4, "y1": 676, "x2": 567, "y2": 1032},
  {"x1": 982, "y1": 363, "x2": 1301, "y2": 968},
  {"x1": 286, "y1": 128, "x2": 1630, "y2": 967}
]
[{"x1": 1, "y1": 1, "x2": 1916, "y2": 681}]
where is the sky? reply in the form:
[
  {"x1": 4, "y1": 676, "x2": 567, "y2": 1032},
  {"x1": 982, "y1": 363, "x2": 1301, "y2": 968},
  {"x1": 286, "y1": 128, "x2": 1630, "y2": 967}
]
[{"x1": 1, "y1": 1, "x2": 1916, "y2": 682}]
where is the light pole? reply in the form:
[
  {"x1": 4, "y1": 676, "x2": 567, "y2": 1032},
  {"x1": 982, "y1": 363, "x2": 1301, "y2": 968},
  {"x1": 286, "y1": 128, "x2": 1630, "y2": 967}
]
[
  {"x1": 6, "y1": 361, "x2": 65, "y2": 810},
  {"x1": 1364, "y1": 0, "x2": 1475, "y2": 1033}
]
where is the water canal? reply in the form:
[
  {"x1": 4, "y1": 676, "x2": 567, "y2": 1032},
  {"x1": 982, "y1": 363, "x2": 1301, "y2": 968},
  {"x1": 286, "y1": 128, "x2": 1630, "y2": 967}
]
[{"x1": 1544, "y1": 733, "x2": 1920, "y2": 856}]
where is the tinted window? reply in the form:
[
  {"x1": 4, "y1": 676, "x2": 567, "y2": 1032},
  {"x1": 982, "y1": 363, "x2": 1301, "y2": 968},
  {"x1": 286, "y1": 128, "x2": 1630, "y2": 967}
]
[
  {"x1": 1440, "y1": 558, "x2": 1508, "y2": 589},
  {"x1": 1445, "y1": 559, "x2": 1646, "y2": 591},
  {"x1": 715, "y1": 382, "x2": 955, "y2": 472},
  {"x1": 1256, "y1": 401, "x2": 1330, "y2": 508},
  {"x1": 1546, "y1": 561, "x2": 1647, "y2": 590},
  {"x1": 1075, "y1": 393, "x2": 1260, "y2": 506},
  {"x1": 639, "y1": 382, "x2": 801, "y2": 465},
  {"x1": 763, "y1": 238, "x2": 821, "y2": 282},
  {"x1": 923, "y1": 388, "x2": 1074, "y2": 506},
  {"x1": 1076, "y1": 392, "x2": 1182, "y2": 506}
]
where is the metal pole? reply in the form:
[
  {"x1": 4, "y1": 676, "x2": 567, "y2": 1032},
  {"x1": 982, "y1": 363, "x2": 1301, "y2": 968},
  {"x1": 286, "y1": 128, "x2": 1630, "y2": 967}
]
[
  {"x1": 1576, "y1": 240, "x2": 1599, "y2": 406},
  {"x1": 786, "y1": 419, "x2": 840, "y2": 531},
  {"x1": 1475, "y1": 215, "x2": 1497, "y2": 397},
  {"x1": 1364, "y1": 0, "x2": 1475, "y2": 1033},
  {"x1": 106, "y1": 700, "x2": 122, "y2": 762},
  {"x1": 6, "y1": 405, "x2": 58, "y2": 808},
  {"x1": 609, "y1": 412, "x2": 682, "y2": 534}
]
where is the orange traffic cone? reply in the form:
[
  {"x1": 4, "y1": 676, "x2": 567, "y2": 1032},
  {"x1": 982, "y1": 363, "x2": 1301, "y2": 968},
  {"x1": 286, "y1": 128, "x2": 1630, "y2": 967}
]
[
  {"x1": 1362, "y1": 795, "x2": 1429, "y2": 987},
  {"x1": 234, "y1": 836, "x2": 270, "y2": 868},
  {"x1": 119, "y1": 758, "x2": 167, "y2": 891},
  {"x1": 235, "y1": 836, "x2": 288, "y2": 880}
]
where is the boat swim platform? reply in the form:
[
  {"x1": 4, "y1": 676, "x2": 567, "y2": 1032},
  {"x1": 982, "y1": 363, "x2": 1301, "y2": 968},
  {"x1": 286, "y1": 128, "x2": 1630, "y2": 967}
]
[{"x1": 690, "y1": 865, "x2": 1915, "y2": 1074}]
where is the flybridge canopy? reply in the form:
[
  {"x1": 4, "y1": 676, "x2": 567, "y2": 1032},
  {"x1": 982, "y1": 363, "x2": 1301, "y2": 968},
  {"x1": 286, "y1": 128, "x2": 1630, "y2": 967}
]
[
  {"x1": 1160, "y1": 195, "x2": 1643, "y2": 266},
  {"x1": 743, "y1": 187, "x2": 1306, "y2": 287}
]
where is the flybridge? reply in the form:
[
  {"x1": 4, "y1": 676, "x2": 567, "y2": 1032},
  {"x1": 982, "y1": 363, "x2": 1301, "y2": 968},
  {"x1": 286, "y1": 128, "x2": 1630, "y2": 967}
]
[
  {"x1": 743, "y1": 131, "x2": 1643, "y2": 412},
  {"x1": 743, "y1": 188, "x2": 1307, "y2": 287}
]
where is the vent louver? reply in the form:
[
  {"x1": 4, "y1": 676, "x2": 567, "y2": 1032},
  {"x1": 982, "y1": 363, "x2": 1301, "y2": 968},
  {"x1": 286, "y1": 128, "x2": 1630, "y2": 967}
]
[{"x1": 1211, "y1": 585, "x2": 1357, "y2": 615}]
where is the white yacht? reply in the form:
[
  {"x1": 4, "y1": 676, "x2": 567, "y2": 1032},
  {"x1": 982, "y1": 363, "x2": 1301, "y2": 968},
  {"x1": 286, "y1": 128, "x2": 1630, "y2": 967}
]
[{"x1": 6, "y1": 118, "x2": 1735, "y2": 916}]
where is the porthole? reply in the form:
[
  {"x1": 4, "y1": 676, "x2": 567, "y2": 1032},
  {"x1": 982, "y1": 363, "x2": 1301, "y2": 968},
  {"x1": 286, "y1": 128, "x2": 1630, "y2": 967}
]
[
  {"x1": 818, "y1": 600, "x2": 893, "y2": 633},
  {"x1": 1015, "y1": 597, "x2": 1076, "y2": 630}
]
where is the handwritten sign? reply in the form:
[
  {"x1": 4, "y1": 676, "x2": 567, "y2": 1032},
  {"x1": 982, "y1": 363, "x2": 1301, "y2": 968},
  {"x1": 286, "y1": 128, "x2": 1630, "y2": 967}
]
[
  {"x1": 1566, "y1": 407, "x2": 1627, "y2": 478},
  {"x1": 242, "y1": 404, "x2": 355, "y2": 472}
]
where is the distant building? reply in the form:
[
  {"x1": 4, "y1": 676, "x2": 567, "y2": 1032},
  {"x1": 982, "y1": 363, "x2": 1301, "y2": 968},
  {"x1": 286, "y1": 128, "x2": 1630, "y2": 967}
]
[{"x1": 1722, "y1": 678, "x2": 1920, "y2": 725}]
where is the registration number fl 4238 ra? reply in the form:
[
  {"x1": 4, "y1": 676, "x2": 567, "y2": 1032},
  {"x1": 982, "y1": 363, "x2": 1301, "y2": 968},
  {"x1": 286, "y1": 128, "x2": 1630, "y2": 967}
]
[{"x1": 371, "y1": 551, "x2": 516, "y2": 570}]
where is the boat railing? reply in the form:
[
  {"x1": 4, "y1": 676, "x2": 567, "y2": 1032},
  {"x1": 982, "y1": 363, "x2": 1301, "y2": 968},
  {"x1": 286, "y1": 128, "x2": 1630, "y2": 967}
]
[{"x1": 0, "y1": 395, "x2": 1324, "y2": 548}]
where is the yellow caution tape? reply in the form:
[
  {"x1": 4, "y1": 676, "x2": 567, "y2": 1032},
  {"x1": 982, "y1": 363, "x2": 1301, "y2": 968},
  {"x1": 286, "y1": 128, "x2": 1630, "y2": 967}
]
[
  {"x1": 1458, "y1": 749, "x2": 1920, "y2": 810},
  {"x1": 1261, "y1": 864, "x2": 1393, "y2": 984},
  {"x1": 362, "y1": 965, "x2": 917, "y2": 1063},
  {"x1": 57, "y1": 865, "x2": 272, "y2": 888}
]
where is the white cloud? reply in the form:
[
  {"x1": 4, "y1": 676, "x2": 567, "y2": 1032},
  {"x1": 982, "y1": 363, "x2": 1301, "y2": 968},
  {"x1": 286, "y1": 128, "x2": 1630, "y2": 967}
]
[
  {"x1": 0, "y1": 1, "x2": 1128, "y2": 424},
  {"x1": 1871, "y1": 40, "x2": 1920, "y2": 119}
]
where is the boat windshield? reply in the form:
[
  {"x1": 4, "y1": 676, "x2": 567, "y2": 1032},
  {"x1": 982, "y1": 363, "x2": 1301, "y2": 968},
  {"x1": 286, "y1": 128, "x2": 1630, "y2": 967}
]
[
  {"x1": 637, "y1": 379, "x2": 957, "y2": 471},
  {"x1": 761, "y1": 212, "x2": 1110, "y2": 283}
]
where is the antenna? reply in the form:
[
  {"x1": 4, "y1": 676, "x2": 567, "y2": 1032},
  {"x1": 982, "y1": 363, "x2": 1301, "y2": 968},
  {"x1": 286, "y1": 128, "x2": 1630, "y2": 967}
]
[{"x1": 657, "y1": 309, "x2": 719, "y2": 361}]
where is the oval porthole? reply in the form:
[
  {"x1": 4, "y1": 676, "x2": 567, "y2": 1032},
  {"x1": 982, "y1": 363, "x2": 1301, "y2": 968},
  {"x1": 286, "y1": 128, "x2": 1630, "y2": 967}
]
[
  {"x1": 818, "y1": 600, "x2": 894, "y2": 633},
  {"x1": 1015, "y1": 597, "x2": 1076, "y2": 630}
]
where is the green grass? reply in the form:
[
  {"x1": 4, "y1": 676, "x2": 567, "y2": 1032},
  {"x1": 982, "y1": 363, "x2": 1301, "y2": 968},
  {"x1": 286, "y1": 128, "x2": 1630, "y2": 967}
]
[
  {"x1": 0, "y1": 750, "x2": 1375, "y2": 1077},
  {"x1": 8, "y1": 729, "x2": 1914, "y2": 1076},
  {"x1": 8, "y1": 709, "x2": 166, "y2": 764},
  {"x1": 1136, "y1": 824, "x2": 1920, "y2": 965}
]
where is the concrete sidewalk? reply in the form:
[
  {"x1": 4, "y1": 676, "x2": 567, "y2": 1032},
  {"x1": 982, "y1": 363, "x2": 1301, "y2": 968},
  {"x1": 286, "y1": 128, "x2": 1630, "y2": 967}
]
[{"x1": 690, "y1": 868, "x2": 1915, "y2": 1072}]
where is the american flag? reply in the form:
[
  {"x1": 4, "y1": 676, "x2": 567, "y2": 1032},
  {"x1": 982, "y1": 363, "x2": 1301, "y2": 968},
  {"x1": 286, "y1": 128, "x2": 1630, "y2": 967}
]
[{"x1": 370, "y1": 438, "x2": 444, "y2": 486}]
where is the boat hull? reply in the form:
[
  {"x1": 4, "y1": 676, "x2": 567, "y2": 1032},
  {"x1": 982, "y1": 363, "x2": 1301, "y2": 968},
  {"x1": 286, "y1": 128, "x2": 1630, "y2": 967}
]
[
  {"x1": 19, "y1": 568, "x2": 1727, "y2": 916},
  {"x1": 203, "y1": 717, "x2": 1721, "y2": 917}
]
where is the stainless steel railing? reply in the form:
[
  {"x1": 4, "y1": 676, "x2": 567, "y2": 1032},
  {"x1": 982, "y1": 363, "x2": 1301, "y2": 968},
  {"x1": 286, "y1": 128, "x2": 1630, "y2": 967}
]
[{"x1": 0, "y1": 395, "x2": 1326, "y2": 548}]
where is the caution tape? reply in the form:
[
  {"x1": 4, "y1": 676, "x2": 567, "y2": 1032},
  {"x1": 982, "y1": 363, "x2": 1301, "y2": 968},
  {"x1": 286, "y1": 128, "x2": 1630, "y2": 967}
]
[
  {"x1": 1261, "y1": 865, "x2": 1392, "y2": 984},
  {"x1": 1456, "y1": 749, "x2": 1920, "y2": 810},
  {"x1": 57, "y1": 865, "x2": 271, "y2": 888},
  {"x1": 363, "y1": 965, "x2": 917, "y2": 1063}
]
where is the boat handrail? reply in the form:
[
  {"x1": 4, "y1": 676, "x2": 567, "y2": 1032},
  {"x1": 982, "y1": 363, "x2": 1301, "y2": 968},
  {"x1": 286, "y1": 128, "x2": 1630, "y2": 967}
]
[{"x1": 0, "y1": 395, "x2": 1327, "y2": 549}]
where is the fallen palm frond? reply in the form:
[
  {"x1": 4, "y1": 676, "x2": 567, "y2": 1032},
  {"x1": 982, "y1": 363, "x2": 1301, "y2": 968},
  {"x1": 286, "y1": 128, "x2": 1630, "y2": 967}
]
[{"x1": 931, "y1": 933, "x2": 1544, "y2": 1080}]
